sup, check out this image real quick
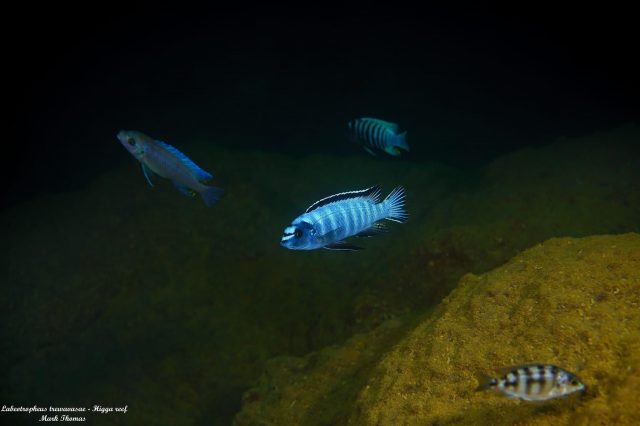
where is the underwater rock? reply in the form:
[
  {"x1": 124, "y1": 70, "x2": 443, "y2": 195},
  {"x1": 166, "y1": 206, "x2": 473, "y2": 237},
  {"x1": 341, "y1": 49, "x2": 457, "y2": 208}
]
[
  {"x1": 3, "y1": 126, "x2": 638, "y2": 424},
  {"x1": 234, "y1": 318, "x2": 412, "y2": 426},
  {"x1": 236, "y1": 233, "x2": 640, "y2": 425}
]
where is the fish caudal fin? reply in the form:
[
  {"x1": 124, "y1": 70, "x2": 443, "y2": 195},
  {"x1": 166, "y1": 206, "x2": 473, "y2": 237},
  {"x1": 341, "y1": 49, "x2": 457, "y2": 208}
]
[
  {"x1": 383, "y1": 186, "x2": 408, "y2": 223},
  {"x1": 200, "y1": 186, "x2": 224, "y2": 207},
  {"x1": 475, "y1": 374, "x2": 498, "y2": 392}
]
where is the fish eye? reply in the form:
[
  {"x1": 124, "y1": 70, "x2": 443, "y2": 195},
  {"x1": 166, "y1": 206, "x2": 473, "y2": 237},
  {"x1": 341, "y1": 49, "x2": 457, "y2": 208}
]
[
  {"x1": 294, "y1": 229, "x2": 302, "y2": 238},
  {"x1": 127, "y1": 137, "x2": 136, "y2": 146}
]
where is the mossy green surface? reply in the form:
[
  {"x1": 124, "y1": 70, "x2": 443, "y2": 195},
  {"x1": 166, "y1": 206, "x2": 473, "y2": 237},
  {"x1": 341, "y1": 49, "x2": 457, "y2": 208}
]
[
  {"x1": 353, "y1": 233, "x2": 640, "y2": 425},
  {"x1": 237, "y1": 233, "x2": 640, "y2": 425}
]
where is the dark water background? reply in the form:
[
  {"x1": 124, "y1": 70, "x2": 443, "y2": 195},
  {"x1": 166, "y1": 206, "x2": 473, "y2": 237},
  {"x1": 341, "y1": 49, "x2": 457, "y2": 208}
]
[
  {"x1": 8, "y1": 6, "x2": 639, "y2": 207},
  {"x1": 3, "y1": 5, "x2": 639, "y2": 425}
]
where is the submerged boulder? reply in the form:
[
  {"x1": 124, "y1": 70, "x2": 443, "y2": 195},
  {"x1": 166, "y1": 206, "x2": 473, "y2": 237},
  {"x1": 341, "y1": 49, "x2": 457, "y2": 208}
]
[{"x1": 236, "y1": 233, "x2": 640, "y2": 425}]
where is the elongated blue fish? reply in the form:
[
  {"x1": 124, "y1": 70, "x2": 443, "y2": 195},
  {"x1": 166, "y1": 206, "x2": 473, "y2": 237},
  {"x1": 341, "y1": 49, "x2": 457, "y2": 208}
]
[
  {"x1": 117, "y1": 130, "x2": 223, "y2": 207},
  {"x1": 348, "y1": 117, "x2": 409, "y2": 157},
  {"x1": 476, "y1": 364, "x2": 585, "y2": 401},
  {"x1": 280, "y1": 185, "x2": 407, "y2": 251}
]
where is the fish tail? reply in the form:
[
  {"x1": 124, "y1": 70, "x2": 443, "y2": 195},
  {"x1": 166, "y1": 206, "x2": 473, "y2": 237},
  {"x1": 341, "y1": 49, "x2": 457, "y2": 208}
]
[
  {"x1": 200, "y1": 186, "x2": 224, "y2": 207},
  {"x1": 396, "y1": 131, "x2": 409, "y2": 151},
  {"x1": 475, "y1": 373, "x2": 498, "y2": 392},
  {"x1": 383, "y1": 186, "x2": 408, "y2": 223}
]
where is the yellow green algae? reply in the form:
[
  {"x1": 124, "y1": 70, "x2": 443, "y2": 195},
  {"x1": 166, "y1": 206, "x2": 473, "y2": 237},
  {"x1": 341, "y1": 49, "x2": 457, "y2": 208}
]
[
  {"x1": 1, "y1": 126, "x2": 639, "y2": 424},
  {"x1": 236, "y1": 233, "x2": 640, "y2": 425}
]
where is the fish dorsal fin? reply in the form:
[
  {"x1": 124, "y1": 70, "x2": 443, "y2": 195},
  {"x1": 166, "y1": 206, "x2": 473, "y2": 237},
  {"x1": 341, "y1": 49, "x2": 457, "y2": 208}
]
[
  {"x1": 361, "y1": 117, "x2": 399, "y2": 133},
  {"x1": 496, "y1": 364, "x2": 548, "y2": 376},
  {"x1": 156, "y1": 140, "x2": 213, "y2": 183},
  {"x1": 305, "y1": 185, "x2": 382, "y2": 213}
]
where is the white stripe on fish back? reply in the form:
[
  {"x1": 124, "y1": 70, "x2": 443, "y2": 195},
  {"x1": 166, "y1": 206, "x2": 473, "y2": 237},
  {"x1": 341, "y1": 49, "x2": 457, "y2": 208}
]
[
  {"x1": 530, "y1": 381, "x2": 541, "y2": 396},
  {"x1": 530, "y1": 366, "x2": 541, "y2": 381},
  {"x1": 516, "y1": 368, "x2": 528, "y2": 395},
  {"x1": 366, "y1": 121, "x2": 376, "y2": 147},
  {"x1": 543, "y1": 366, "x2": 555, "y2": 394}
]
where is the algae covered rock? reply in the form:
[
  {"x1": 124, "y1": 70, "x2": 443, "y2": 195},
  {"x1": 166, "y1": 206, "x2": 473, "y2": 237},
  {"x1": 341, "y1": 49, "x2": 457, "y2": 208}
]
[
  {"x1": 234, "y1": 318, "x2": 413, "y2": 426},
  {"x1": 237, "y1": 233, "x2": 640, "y2": 425}
]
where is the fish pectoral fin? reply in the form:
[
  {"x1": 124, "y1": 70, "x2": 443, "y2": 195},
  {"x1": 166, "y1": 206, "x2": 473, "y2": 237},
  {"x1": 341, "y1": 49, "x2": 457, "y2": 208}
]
[
  {"x1": 385, "y1": 146, "x2": 402, "y2": 157},
  {"x1": 323, "y1": 241, "x2": 363, "y2": 251},
  {"x1": 316, "y1": 227, "x2": 345, "y2": 243},
  {"x1": 172, "y1": 181, "x2": 197, "y2": 198},
  {"x1": 363, "y1": 146, "x2": 378, "y2": 156},
  {"x1": 355, "y1": 222, "x2": 388, "y2": 237},
  {"x1": 141, "y1": 164, "x2": 156, "y2": 187}
]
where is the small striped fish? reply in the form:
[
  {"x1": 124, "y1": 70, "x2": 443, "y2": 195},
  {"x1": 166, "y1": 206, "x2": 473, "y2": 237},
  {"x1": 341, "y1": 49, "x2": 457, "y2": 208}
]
[
  {"x1": 280, "y1": 185, "x2": 407, "y2": 251},
  {"x1": 348, "y1": 117, "x2": 409, "y2": 157},
  {"x1": 477, "y1": 364, "x2": 585, "y2": 401},
  {"x1": 117, "y1": 130, "x2": 223, "y2": 207}
]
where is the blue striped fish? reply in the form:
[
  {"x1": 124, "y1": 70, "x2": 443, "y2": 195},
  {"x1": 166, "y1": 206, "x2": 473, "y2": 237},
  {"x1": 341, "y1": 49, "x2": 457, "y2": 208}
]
[
  {"x1": 348, "y1": 117, "x2": 409, "y2": 157},
  {"x1": 280, "y1": 185, "x2": 407, "y2": 251},
  {"x1": 476, "y1": 364, "x2": 585, "y2": 401},
  {"x1": 117, "y1": 130, "x2": 223, "y2": 207}
]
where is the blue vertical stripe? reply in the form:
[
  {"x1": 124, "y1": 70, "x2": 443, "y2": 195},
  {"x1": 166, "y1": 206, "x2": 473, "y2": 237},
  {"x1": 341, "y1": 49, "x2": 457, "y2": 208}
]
[
  {"x1": 327, "y1": 207, "x2": 338, "y2": 236},
  {"x1": 362, "y1": 202, "x2": 372, "y2": 226},
  {"x1": 369, "y1": 122, "x2": 378, "y2": 148},
  {"x1": 356, "y1": 204, "x2": 365, "y2": 230},
  {"x1": 361, "y1": 120, "x2": 369, "y2": 142},
  {"x1": 306, "y1": 195, "x2": 397, "y2": 246},
  {"x1": 339, "y1": 205, "x2": 348, "y2": 234},
  {"x1": 371, "y1": 122, "x2": 379, "y2": 148},
  {"x1": 311, "y1": 211, "x2": 323, "y2": 235},
  {"x1": 363, "y1": 120, "x2": 371, "y2": 146},
  {"x1": 344, "y1": 204, "x2": 357, "y2": 235},
  {"x1": 375, "y1": 124, "x2": 384, "y2": 149}
]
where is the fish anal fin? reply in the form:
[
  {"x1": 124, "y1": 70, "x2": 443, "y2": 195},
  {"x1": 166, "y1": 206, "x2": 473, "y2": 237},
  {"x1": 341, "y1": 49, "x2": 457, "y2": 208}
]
[
  {"x1": 172, "y1": 181, "x2": 197, "y2": 198},
  {"x1": 324, "y1": 241, "x2": 363, "y2": 251},
  {"x1": 363, "y1": 146, "x2": 378, "y2": 156},
  {"x1": 355, "y1": 222, "x2": 388, "y2": 237}
]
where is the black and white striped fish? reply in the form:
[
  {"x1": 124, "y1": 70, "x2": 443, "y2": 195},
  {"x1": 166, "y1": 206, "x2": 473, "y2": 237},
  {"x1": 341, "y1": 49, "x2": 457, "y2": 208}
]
[
  {"x1": 476, "y1": 364, "x2": 585, "y2": 401},
  {"x1": 280, "y1": 185, "x2": 407, "y2": 251},
  {"x1": 348, "y1": 117, "x2": 409, "y2": 157}
]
